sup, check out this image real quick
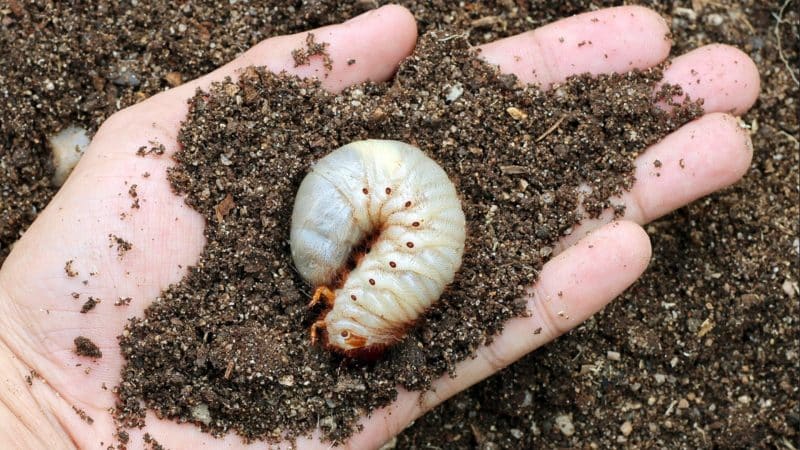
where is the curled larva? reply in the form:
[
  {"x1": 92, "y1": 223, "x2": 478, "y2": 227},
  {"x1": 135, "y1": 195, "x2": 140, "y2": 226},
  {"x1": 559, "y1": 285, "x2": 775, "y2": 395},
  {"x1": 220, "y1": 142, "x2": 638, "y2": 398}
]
[{"x1": 290, "y1": 140, "x2": 466, "y2": 358}]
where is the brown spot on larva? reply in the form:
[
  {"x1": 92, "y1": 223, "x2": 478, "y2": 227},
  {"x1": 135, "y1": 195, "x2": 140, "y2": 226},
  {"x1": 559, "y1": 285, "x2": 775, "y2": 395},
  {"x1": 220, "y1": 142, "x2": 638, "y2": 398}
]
[
  {"x1": 350, "y1": 294, "x2": 357, "y2": 301},
  {"x1": 404, "y1": 201, "x2": 412, "y2": 207},
  {"x1": 385, "y1": 187, "x2": 391, "y2": 194},
  {"x1": 389, "y1": 261, "x2": 396, "y2": 268},
  {"x1": 369, "y1": 278, "x2": 375, "y2": 285},
  {"x1": 406, "y1": 242, "x2": 414, "y2": 248},
  {"x1": 412, "y1": 221, "x2": 420, "y2": 227},
  {"x1": 362, "y1": 188, "x2": 368, "y2": 195}
]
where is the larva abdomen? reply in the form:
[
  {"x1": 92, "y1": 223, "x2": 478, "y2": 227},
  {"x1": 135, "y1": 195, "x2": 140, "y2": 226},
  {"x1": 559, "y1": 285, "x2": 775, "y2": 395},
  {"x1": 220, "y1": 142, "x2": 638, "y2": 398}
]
[{"x1": 290, "y1": 140, "x2": 466, "y2": 357}]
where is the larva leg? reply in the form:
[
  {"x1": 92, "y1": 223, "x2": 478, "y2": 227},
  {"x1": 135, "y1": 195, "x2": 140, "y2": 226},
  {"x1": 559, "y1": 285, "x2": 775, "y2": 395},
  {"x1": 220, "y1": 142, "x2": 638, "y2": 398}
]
[
  {"x1": 309, "y1": 319, "x2": 326, "y2": 345},
  {"x1": 309, "y1": 286, "x2": 336, "y2": 308}
]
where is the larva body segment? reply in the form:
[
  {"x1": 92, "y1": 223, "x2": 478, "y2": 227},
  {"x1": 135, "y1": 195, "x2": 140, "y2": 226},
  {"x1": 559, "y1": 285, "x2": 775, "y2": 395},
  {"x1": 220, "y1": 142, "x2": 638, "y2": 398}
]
[{"x1": 290, "y1": 140, "x2": 466, "y2": 357}]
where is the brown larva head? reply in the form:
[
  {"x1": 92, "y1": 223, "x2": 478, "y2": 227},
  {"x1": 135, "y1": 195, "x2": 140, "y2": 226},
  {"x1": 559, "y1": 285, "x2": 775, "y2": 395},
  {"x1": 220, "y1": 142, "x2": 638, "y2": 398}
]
[
  {"x1": 320, "y1": 317, "x2": 388, "y2": 360},
  {"x1": 324, "y1": 318, "x2": 369, "y2": 350}
]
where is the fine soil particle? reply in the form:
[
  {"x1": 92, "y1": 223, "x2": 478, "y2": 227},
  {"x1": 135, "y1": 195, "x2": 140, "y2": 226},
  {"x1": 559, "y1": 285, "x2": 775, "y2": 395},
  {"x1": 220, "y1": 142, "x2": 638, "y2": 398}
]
[
  {"x1": 291, "y1": 32, "x2": 333, "y2": 71},
  {"x1": 74, "y1": 336, "x2": 102, "y2": 359},
  {"x1": 72, "y1": 405, "x2": 95, "y2": 425},
  {"x1": 135, "y1": 142, "x2": 165, "y2": 157},
  {"x1": 128, "y1": 184, "x2": 140, "y2": 209},
  {"x1": 80, "y1": 296, "x2": 99, "y2": 313},
  {"x1": 64, "y1": 260, "x2": 78, "y2": 277},
  {"x1": 142, "y1": 433, "x2": 164, "y2": 450},
  {"x1": 1, "y1": 1, "x2": 797, "y2": 448},
  {"x1": 115, "y1": 31, "x2": 700, "y2": 443},
  {"x1": 109, "y1": 234, "x2": 132, "y2": 257}
]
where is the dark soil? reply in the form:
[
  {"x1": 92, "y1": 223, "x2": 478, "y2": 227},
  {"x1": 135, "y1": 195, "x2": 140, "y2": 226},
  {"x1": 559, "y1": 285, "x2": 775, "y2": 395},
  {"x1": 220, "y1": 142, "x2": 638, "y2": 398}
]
[
  {"x1": 115, "y1": 31, "x2": 699, "y2": 442},
  {"x1": 74, "y1": 336, "x2": 103, "y2": 359},
  {"x1": 1, "y1": 1, "x2": 797, "y2": 448},
  {"x1": 80, "y1": 296, "x2": 100, "y2": 314}
]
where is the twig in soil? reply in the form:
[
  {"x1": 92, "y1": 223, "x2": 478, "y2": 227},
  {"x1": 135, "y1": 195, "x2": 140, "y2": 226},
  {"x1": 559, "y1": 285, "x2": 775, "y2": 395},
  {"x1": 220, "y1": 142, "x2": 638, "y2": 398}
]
[
  {"x1": 774, "y1": 0, "x2": 799, "y2": 87},
  {"x1": 778, "y1": 129, "x2": 800, "y2": 149},
  {"x1": 438, "y1": 32, "x2": 469, "y2": 42},
  {"x1": 535, "y1": 114, "x2": 568, "y2": 142}
]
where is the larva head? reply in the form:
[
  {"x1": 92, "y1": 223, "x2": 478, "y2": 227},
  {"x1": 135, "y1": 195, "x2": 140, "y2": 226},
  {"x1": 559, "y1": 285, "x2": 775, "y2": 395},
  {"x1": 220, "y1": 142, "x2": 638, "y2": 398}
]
[{"x1": 322, "y1": 317, "x2": 388, "y2": 360}]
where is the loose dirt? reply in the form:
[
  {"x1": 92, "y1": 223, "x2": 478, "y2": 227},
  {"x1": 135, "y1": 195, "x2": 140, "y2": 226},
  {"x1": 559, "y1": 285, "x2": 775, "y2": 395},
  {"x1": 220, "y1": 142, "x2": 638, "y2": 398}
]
[{"x1": 1, "y1": 1, "x2": 797, "y2": 448}]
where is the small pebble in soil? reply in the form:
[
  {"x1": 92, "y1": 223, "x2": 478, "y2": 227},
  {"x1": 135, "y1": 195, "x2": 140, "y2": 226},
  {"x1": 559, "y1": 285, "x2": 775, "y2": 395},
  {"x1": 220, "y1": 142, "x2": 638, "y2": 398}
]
[{"x1": 555, "y1": 414, "x2": 575, "y2": 436}]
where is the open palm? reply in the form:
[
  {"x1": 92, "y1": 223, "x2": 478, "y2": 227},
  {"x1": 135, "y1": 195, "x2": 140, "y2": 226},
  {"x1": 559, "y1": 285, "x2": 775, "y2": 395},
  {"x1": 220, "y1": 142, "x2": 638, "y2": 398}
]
[{"x1": 0, "y1": 5, "x2": 758, "y2": 449}]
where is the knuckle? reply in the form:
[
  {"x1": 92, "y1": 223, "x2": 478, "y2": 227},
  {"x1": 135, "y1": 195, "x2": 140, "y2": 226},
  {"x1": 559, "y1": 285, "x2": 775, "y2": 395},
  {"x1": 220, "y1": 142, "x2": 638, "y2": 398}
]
[
  {"x1": 528, "y1": 283, "x2": 566, "y2": 341},
  {"x1": 478, "y1": 340, "x2": 512, "y2": 374}
]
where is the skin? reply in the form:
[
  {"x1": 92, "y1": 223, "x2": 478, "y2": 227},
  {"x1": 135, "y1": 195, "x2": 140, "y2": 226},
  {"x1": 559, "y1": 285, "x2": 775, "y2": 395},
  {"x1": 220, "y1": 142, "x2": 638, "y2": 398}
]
[{"x1": 0, "y1": 4, "x2": 759, "y2": 449}]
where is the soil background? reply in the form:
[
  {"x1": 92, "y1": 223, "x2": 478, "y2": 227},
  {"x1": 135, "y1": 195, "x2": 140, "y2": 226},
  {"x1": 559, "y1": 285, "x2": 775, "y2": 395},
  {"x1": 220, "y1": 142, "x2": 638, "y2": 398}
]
[{"x1": 1, "y1": 1, "x2": 797, "y2": 449}]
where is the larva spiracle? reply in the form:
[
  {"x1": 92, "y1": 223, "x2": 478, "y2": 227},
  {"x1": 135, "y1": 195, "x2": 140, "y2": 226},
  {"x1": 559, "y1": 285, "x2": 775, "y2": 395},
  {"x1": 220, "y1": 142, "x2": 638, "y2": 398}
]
[{"x1": 290, "y1": 140, "x2": 466, "y2": 358}]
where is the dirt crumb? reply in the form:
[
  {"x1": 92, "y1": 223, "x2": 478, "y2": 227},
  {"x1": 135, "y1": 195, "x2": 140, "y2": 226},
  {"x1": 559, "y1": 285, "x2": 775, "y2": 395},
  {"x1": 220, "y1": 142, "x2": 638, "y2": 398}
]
[
  {"x1": 214, "y1": 193, "x2": 235, "y2": 222},
  {"x1": 128, "y1": 184, "x2": 140, "y2": 209},
  {"x1": 64, "y1": 260, "x2": 78, "y2": 277},
  {"x1": 136, "y1": 142, "x2": 165, "y2": 157},
  {"x1": 109, "y1": 234, "x2": 132, "y2": 257},
  {"x1": 74, "y1": 336, "x2": 102, "y2": 359},
  {"x1": 80, "y1": 297, "x2": 100, "y2": 313},
  {"x1": 72, "y1": 405, "x2": 94, "y2": 424},
  {"x1": 291, "y1": 33, "x2": 333, "y2": 70}
]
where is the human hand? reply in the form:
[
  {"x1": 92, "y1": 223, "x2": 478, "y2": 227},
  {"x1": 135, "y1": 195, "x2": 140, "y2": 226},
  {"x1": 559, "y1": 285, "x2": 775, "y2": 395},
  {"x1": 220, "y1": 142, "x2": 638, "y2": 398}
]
[{"x1": 0, "y1": 4, "x2": 757, "y2": 449}]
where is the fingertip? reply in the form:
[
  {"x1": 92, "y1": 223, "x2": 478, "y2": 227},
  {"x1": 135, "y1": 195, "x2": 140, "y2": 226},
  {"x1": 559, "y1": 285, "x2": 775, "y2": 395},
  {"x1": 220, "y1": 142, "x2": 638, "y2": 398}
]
[
  {"x1": 379, "y1": 4, "x2": 419, "y2": 37},
  {"x1": 351, "y1": 4, "x2": 418, "y2": 56},
  {"x1": 628, "y1": 112, "x2": 754, "y2": 223},
  {"x1": 673, "y1": 113, "x2": 754, "y2": 188},
  {"x1": 662, "y1": 44, "x2": 761, "y2": 115},
  {"x1": 623, "y1": 5, "x2": 672, "y2": 60},
  {"x1": 582, "y1": 220, "x2": 651, "y2": 279},
  {"x1": 707, "y1": 112, "x2": 755, "y2": 181},
  {"x1": 712, "y1": 44, "x2": 761, "y2": 113},
  {"x1": 385, "y1": 4, "x2": 419, "y2": 61},
  {"x1": 615, "y1": 220, "x2": 652, "y2": 271}
]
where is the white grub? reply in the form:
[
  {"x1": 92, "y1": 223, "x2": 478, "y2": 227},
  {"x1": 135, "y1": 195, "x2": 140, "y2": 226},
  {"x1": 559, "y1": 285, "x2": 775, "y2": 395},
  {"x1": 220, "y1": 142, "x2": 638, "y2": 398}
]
[
  {"x1": 290, "y1": 140, "x2": 466, "y2": 357},
  {"x1": 48, "y1": 125, "x2": 90, "y2": 187}
]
